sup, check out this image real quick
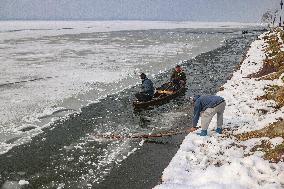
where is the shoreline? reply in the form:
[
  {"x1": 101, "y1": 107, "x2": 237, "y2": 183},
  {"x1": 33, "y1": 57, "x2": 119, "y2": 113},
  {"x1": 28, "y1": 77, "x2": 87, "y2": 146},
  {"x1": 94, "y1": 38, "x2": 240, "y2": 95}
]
[
  {"x1": 154, "y1": 29, "x2": 284, "y2": 188},
  {"x1": 95, "y1": 31, "x2": 260, "y2": 189}
]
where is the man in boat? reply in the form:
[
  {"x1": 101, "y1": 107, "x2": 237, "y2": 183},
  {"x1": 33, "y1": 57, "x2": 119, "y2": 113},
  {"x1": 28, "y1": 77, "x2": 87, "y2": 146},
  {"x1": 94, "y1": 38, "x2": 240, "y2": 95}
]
[
  {"x1": 170, "y1": 65, "x2": 186, "y2": 90},
  {"x1": 158, "y1": 65, "x2": 186, "y2": 91},
  {"x1": 190, "y1": 95, "x2": 226, "y2": 136},
  {"x1": 135, "y1": 73, "x2": 155, "y2": 102}
]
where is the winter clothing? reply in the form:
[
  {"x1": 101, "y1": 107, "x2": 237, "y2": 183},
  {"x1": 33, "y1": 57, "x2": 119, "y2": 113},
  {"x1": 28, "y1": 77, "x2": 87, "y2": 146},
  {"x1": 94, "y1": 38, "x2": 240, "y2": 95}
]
[
  {"x1": 141, "y1": 77, "x2": 154, "y2": 96},
  {"x1": 135, "y1": 77, "x2": 154, "y2": 102},
  {"x1": 170, "y1": 70, "x2": 186, "y2": 83},
  {"x1": 192, "y1": 95, "x2": 226, "y2": 135},
  {"x1": 200, "y1": 101, "x2": 226, "y2": 130},
  {"x1": 169, "y1": 69, "x2": 186, "y2": 91}
]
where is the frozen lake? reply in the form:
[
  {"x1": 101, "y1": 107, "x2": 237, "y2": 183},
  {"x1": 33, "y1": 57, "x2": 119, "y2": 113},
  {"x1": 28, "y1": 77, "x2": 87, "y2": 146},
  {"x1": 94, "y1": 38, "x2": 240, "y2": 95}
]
[
  {"x1": 0, "y1": 21, "x2": 262, "y2": 153},
  {"x1": 0, "y1": 21, "x2": 263, "y2": 188}
]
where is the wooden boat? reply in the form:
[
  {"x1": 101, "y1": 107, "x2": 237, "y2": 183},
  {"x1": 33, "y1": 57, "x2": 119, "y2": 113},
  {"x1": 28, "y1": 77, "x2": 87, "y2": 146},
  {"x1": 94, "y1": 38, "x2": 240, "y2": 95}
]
[{"x1": 133, "y1": 83, "x2": 186, "y2": 109}]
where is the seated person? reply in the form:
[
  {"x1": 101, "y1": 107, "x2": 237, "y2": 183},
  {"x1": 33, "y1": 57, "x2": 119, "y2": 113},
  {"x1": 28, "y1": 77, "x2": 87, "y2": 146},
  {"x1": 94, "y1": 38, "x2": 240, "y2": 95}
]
[
  {"x1": 135, "y1": 73, "x2": 155, "y2": 102},
  {"x1": 170, "y1": 65, "x2": 186, "y2": 90},
  {"x1": 159, "y1": 65, "x2": 186, "y2": 91}
]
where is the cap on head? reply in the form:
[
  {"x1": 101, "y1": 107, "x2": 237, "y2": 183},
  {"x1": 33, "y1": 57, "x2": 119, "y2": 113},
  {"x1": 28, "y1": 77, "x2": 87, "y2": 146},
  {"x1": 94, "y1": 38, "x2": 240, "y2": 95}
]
[
  {"x1": 140, "y1": 73, "x2": 146, "y2": 79},
  {"x1": 175, "y1": 65, "x2": 182, "y2": 72}
]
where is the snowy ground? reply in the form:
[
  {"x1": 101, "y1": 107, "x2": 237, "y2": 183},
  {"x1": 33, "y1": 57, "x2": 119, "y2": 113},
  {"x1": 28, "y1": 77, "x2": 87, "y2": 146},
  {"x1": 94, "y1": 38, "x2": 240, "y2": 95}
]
[{"x1": 154, "y1": 32, "x2": 284, "y2": 188}]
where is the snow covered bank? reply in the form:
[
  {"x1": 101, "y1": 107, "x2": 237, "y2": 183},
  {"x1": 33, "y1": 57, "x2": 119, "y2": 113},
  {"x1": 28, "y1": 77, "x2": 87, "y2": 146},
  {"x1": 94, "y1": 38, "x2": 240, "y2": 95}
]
[{"x1": 154, "y1": 31, "x2": 284, "y2": 188}]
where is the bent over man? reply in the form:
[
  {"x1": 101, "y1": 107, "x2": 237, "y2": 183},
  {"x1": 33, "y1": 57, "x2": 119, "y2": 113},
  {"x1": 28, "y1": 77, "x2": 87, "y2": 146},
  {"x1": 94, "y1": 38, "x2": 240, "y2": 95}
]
[{"x1": 191, "y1": 95, "x2": 226, "y2": 136}]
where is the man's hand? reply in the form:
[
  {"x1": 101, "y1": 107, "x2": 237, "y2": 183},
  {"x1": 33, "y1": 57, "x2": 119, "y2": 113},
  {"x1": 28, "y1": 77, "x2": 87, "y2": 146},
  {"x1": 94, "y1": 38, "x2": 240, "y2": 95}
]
[{"x1": 186, "y1": 127, "x2": 199, "y2": 133}]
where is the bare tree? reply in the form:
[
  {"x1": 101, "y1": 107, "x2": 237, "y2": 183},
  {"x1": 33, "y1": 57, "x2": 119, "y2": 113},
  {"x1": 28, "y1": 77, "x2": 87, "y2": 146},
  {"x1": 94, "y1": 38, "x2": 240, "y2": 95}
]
[{"x1": 261, "y1": 9, "x2": 279, "y2": 28}]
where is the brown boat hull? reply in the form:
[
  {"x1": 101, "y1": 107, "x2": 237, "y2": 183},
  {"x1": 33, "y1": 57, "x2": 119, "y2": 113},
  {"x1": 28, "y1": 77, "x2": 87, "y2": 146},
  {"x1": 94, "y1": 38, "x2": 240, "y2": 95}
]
[{"x1": 133, "y1": 86, "x2": 186, "y2": 109}]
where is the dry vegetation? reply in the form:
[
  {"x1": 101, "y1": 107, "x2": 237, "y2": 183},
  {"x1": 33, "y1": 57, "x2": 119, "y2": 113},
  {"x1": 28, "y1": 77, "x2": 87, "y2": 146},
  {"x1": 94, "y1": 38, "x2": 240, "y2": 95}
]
[
  {"x1": 238, "y1": 28, "x2": 284, "y2": 163},
  {"x1": 257, "y1": 85, "x2": 284, "y2": 108},
  {"x1": 236, "y1": 120, "x2": 284, "y2": 162},
  {"x1": 250, "y1": 29, "x2": 284, "y2": 79},
  {"x1": 258, "y1": 29, "x2": 284, "y2": 108}
]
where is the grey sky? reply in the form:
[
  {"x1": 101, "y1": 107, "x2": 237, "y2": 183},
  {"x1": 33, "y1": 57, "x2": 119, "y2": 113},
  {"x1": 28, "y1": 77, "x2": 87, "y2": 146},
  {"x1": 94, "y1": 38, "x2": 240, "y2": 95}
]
[{"x1": 0, "y1": 0, "x2": 280, "y2": 22}]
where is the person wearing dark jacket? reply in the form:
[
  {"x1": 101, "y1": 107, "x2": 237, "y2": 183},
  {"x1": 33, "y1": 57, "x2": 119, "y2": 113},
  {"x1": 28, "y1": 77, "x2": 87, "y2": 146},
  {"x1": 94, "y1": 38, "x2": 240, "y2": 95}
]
[
  {"x1": 170, "y1": 65, "x2": 186, "y2": 90},
  {"x1": 135, "y1": 73, "x2": 155, "y2": 102},
  {"x1": 191, "y1": 95, "x2": 226, "y2": 136}
]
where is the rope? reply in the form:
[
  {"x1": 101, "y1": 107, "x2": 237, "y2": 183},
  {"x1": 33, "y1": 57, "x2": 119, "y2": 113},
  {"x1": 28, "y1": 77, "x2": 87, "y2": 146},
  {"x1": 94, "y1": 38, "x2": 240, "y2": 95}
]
[{"x1": 93, "y1": 127, "x2": 198, "y2": 140}]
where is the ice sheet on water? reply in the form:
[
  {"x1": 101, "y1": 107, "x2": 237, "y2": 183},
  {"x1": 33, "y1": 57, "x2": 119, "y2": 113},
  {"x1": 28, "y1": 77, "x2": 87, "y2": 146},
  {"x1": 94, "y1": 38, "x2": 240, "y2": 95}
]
[
  {"x1": 0, "y1": 21, "x2": 247, "y2": 154},
  {"x1": 0, "y1": 21, "x2": 261, "y2": 40}
]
